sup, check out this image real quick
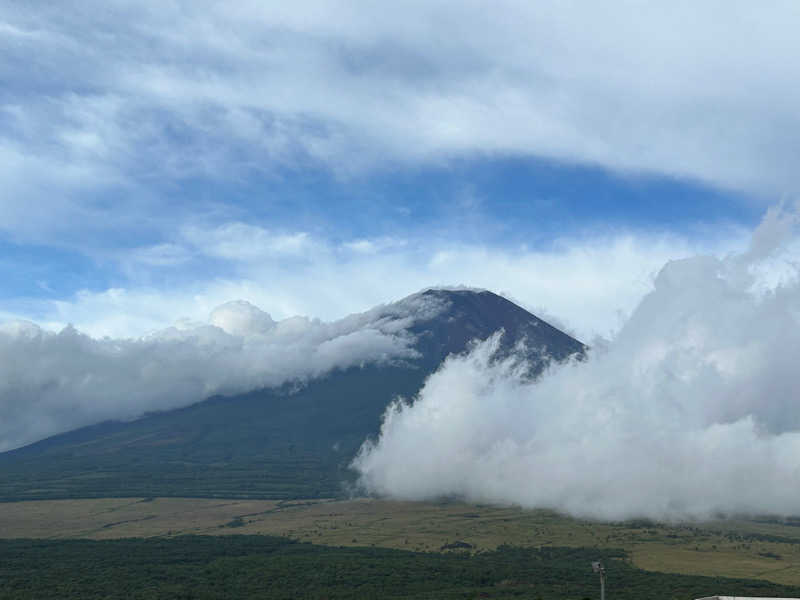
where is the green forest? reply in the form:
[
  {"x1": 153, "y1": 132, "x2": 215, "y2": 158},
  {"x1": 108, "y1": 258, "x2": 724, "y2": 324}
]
[{"x1": 2, "y1": 535, "x2": 798, "y2": 599}]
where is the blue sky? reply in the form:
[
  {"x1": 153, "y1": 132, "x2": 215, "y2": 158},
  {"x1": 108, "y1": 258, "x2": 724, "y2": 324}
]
[{"x1": 1, "y1": 1, "x2": 797, "y2": 340}]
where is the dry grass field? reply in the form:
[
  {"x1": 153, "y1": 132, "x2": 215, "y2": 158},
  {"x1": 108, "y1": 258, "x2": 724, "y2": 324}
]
[{"x1": 4, "y1": 497, "x2": 800, "y2": 586}]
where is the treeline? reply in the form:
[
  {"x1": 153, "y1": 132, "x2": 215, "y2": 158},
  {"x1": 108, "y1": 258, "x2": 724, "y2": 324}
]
[{"x1": 1, "y1": 535, "x2": 798, "y2": 599}]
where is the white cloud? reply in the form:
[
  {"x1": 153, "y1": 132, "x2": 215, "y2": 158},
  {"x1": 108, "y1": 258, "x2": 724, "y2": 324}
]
[
  {"x1": 354, "y1": 208, "x2": 800, "y2": 520},
  {"x1": 0, "y1": 294, "x2": 445, "y2": 452},
  {"x1": 7, "y1": 222, "x2": 747, "y2": 341},
  {"x1": 209, "y1": 300, "x2": 275, "y2": 336},
  {"x1": 181, "y1": 223, "x2": 319, "y2": 261},
  {"x1": 128, "y1": 243, "x2": 191, "y2": 267},
  {"x1": 1, "y1": 0, "x2": 800, "y2": 233},
  {"x1": 342, "y1": 238, "x2": 406, "y2": 255}
]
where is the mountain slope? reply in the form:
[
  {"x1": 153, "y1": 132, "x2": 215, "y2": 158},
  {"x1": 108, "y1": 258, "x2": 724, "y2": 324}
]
[{"x1": 0, "y1": 289, "x2": 584, "y2": 501}]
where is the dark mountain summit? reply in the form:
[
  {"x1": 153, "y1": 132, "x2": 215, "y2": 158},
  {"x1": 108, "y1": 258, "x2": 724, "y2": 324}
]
[
  {"x1": 0, "y1": 289, "x2": 584, "y2": 501},
  {"x1": 408, "y1": 288, "x2": 583, "y2": 371}
]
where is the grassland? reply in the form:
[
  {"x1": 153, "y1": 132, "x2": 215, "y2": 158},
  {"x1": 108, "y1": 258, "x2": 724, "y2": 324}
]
[{"x1": 5, "y1": 497, "x2": 800, "y2": 587}]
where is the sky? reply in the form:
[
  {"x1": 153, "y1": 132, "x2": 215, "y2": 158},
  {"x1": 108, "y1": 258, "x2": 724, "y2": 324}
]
[
  {"x1": 4, "y1": 2, "x2": 800, "y2": 515},
  {"x1": 3, "y1": 1, "x2": 793, "y2": 340}
]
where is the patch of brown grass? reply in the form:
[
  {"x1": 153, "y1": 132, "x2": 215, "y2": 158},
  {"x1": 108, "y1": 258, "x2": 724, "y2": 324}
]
[{"x1": 5, "y1": 497, "x2": 800, "y2": 586}]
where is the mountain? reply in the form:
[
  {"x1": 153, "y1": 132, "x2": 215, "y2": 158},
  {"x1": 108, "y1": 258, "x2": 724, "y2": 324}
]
[{"x1": 0, "y1": 289, "x2": 585, "y2": 501}]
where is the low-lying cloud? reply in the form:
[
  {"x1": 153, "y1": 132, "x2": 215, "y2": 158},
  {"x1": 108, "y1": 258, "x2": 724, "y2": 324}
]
[
  {"x1": 354, "y1": 207, "x2": 800, "y2": 520},
  {"x1": 0, "y1": 293, "x2": 445, "y2": 452}
]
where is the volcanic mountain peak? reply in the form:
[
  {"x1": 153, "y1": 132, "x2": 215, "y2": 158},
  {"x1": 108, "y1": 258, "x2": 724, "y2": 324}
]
[
  {"x1": 395, "y1": 287, "x2": 585, "y2": 369},
  {"x1": 362, "y1": 287, "x2": 583, "y2": 362},
  {"x1": 0, "y1": 288, "x2": 584, "y2": 502}
]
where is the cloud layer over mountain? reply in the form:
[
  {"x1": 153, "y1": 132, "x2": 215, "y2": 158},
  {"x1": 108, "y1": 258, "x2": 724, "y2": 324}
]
[
  {"x1": 0, "y1": 293, "x2": 445, "y2": 452},
  {"x1": 15, "y1": 226, "x2": 744, "y2": 344},
  {"x1": 355, "y1": 207, "x2": 800, "y2": 520}
]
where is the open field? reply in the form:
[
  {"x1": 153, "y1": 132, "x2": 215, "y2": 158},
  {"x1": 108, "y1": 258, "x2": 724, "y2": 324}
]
[{"x1": 5, "y1": 497, "x2": 800, "y2": 586}]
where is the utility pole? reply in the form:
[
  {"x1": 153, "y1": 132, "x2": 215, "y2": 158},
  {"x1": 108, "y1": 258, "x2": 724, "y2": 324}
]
[{"x1": 592, "y1": 561, "x2": 606, "y2": 600}]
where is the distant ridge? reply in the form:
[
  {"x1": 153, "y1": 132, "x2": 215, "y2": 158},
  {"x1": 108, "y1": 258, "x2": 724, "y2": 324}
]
[{"x1": 0, "y1": 289, "x2": 584, "y2": 501}]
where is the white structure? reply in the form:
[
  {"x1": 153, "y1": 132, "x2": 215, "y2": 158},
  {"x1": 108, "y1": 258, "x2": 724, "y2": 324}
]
[{"x1": 592, "y1": 561, "x2": 605, "y2": 600}]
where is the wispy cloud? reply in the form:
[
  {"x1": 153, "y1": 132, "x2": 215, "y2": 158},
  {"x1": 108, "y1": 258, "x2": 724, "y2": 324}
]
[{"x1": 181, "y1": 224, "x2": 319, "y2": 261}]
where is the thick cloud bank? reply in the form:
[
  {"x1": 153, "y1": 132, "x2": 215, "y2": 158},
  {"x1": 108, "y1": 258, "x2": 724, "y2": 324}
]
[
  {"x1": 4, "y1": 0, "x2": 800, "y2": 216},
  {"x1": 0, "y1": 293, "x2": 445, "y2": 452},
  {"x1": 355, "y1": 208, "x2": 800, "y2": 520}
]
